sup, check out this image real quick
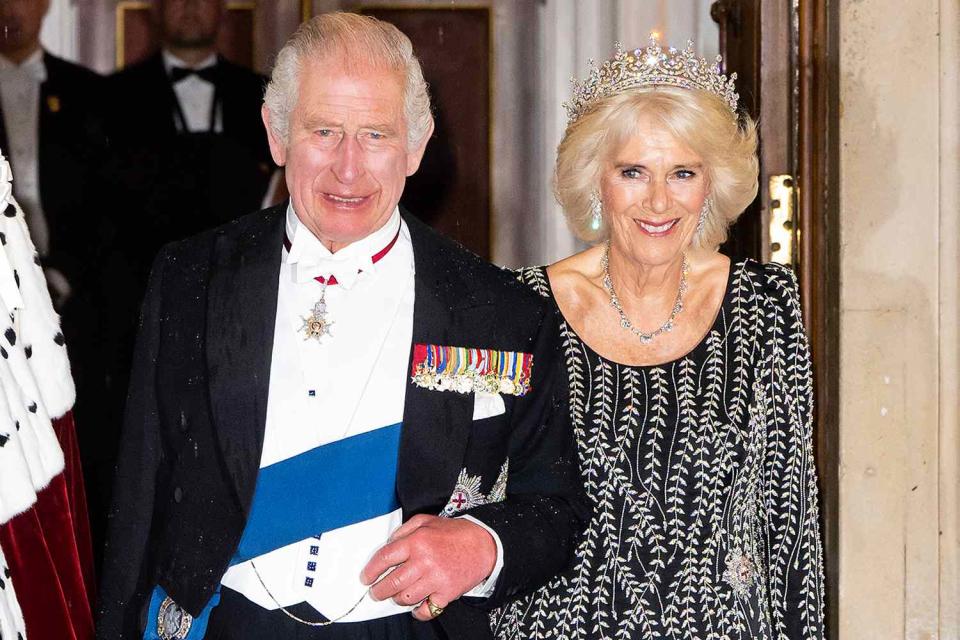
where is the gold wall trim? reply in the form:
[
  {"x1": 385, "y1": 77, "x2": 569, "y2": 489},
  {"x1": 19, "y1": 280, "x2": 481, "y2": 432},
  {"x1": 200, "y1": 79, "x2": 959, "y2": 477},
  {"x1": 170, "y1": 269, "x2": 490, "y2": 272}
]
[{"x1": 115, "y1": 0, "x2": 150, "y2": 70}]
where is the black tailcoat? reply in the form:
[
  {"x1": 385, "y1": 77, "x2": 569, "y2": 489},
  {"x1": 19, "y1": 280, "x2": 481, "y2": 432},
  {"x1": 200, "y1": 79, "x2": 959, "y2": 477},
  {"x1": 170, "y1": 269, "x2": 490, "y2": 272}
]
[{"x1": 97, "y1": 205, "x2": 586, "y2": 640}]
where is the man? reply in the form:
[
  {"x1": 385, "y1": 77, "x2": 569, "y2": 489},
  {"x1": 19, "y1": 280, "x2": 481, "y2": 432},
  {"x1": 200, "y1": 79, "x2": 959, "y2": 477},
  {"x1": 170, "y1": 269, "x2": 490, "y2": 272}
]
[
  {"x1": 0, "y1": 0, "x2": 108, "y2": 571},
  {"x1": 98, "y1": 12, "x2": 585, "y2": 640},
  {"x1": 0, "y1": 0, "x2": 107, "y2": 305},
  {"x1": 107, "y1": 0, "x2": 274, "y2": 286}
]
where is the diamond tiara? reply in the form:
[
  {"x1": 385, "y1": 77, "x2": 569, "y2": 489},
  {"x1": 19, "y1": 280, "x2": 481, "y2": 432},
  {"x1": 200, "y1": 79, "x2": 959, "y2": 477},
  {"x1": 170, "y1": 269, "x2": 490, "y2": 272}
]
[{"x1": 564, "y1": 37, "x2": 740, "y2": 125}]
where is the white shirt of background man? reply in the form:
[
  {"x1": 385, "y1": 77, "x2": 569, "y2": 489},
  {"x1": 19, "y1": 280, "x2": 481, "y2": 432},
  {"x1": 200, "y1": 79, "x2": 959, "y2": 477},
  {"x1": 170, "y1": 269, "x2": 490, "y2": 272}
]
[
  {"x1": 0, "y1": 49, "x2": 49, "y2": 257},
  {"x1": 162, "y1": 49, "x2": 222, "y2": 133}
]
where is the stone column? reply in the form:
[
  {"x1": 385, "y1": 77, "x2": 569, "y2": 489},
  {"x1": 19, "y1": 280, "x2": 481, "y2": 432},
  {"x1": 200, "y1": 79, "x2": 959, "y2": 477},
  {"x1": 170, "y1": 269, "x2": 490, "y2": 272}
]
[{"x1": 838, "y1": 0, "x2": 959, "y2": 636}]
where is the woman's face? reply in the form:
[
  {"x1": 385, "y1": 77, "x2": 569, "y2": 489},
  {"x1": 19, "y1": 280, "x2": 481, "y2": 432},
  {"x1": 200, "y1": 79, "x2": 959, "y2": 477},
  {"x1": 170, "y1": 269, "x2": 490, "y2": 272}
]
[{"x1": 600, "y1": 114, "x2": 709, "y2": 268}]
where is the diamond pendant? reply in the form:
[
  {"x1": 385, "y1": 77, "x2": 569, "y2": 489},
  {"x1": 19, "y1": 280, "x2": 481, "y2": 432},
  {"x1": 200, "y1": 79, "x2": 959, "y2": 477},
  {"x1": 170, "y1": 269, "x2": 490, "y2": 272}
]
[{"x1": 300, "y1": 298, "x2": 333, "y2": 342}]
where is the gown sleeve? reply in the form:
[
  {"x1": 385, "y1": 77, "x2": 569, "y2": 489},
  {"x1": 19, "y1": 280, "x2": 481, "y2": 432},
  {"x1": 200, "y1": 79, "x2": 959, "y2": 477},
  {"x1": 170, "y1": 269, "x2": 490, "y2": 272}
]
[{"x1": 761, "y1": 263, "x2": 827, "y2": 639}]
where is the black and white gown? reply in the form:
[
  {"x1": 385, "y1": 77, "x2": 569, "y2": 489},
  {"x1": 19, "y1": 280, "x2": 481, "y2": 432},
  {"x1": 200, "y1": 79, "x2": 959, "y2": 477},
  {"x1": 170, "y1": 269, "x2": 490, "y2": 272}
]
[{"x1": 491, "y1": 260, "x2": 825, "y2": 640}]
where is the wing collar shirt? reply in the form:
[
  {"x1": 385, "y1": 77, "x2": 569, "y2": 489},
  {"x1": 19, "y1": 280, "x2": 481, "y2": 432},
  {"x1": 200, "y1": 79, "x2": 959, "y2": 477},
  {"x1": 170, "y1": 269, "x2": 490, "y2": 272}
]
[
  {"x1": 219, "y1": 204, "x2": 502, "y2": 623},
  {"x1": 162, "y1": 49, "x2": 221, "y2": 133},
  {"x1": 0, "y1": 49, "x2": 48, "y2": 256}
]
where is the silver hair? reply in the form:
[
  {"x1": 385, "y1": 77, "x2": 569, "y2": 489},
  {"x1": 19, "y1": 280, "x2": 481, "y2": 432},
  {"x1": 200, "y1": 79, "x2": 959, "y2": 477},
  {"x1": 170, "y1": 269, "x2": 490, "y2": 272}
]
[{"x1": 263, "y1": 12, "x2": 433, "y2": 151}]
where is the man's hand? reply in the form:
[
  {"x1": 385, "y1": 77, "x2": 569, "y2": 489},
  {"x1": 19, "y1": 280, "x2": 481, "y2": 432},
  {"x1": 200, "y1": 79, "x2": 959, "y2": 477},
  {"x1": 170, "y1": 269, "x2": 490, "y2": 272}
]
[{"x1": 360, "y1": 515, "x2": 497, "y2": 621}]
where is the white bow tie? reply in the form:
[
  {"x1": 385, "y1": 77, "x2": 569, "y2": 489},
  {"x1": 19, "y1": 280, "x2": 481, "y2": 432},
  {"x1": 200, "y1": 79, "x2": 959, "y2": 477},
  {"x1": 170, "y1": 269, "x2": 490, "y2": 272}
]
[{"x1": 291, "y1": 254, "x2": 374, "y2": 289}]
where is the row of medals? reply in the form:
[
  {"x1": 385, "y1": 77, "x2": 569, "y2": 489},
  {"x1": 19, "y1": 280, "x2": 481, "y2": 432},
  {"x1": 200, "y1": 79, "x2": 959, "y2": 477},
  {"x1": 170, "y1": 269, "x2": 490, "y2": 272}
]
[
  {"x1": 301, "y1": 291, "x2": 529, "y2": 397},
  {"x1": 412, "y1": 362, "x2": 529, "y2": 397}
]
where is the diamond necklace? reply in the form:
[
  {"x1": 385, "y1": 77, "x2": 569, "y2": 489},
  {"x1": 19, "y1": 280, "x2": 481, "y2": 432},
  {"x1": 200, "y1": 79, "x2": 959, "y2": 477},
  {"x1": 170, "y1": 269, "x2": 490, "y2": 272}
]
[{"x1": 601, "y1": 241, "x2": 689, "y2": 345}]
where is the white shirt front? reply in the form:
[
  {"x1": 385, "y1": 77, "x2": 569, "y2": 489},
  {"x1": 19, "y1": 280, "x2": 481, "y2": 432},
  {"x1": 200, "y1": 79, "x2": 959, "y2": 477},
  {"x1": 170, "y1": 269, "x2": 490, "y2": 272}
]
[
  {"x1": 0, "y1": 50, "x2": 49, "y2": 256},
  {"x1": 161, "y1": 50, "x2": 222, "y2": 133}
]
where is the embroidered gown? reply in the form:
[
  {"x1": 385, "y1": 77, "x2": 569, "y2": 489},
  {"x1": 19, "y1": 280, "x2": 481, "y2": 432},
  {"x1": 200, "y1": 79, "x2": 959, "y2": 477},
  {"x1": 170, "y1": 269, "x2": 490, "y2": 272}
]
[{"x1": 491, "y1": 261, "x2": 825, "y2": 640}]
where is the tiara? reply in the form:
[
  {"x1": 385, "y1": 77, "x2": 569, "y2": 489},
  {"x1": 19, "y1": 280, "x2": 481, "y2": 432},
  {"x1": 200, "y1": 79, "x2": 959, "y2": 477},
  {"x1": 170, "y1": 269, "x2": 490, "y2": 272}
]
[{"x1": 564, "y1": 38, "x2": 740, "y2": 125}]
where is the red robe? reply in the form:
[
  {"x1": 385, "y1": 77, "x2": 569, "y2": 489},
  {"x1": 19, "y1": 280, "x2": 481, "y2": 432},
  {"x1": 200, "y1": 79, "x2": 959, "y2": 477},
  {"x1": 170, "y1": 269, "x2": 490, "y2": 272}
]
[{"x1": 0, "y1": 412, "x2": 94, "y2": 640}]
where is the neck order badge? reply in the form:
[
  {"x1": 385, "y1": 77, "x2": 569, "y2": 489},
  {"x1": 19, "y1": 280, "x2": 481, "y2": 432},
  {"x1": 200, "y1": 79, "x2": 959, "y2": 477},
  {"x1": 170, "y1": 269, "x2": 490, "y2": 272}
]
[{"x1": 285, "y1": 226, "x2": 401, "y2": 342}]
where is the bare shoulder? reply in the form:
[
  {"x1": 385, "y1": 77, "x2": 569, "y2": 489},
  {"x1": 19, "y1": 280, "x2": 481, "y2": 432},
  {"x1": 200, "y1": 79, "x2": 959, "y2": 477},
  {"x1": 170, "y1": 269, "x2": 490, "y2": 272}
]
[
  {"x1": 687, "y1": 251, "x2": 732, "y2": 291},
  {"x1": 545, "y1": 246, "x2": 606, "y2": 321}
]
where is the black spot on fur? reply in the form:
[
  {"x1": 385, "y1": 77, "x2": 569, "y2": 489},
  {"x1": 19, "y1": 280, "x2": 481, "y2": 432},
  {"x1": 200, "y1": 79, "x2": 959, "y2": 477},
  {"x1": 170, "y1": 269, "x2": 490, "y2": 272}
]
[
  {"x1": 0, "y1": 346, "x2": 7, "y2": 359},
  {"x1": 53, "y1": 332, "x2": 64, "y2": 346},
  {"x1": 14, "y1": 421, "x2": 19, "y2": 431},
  {"x1": 0, "y1": 232, "x2": 5, "y2": 245},
  {"x1": 0, "y1": 434, "x2": 7, "y2": 447},
  {"x1": 27, "y1": 402, "x2": 37, "y2": 414},
  {"x1": 24, "y1": 345, "x2": 31, "y2": 358},
  {"x1": 12, "y1": 270, "x2": 18, "y2": 288},
  {"x1": 4, "y1": 328, "x2": 14, "y2": 345},
  {"x1": 3, "y1": 203, "x2": 15, "y2": 217},
  {"x1": 33, "y1": 254, "x2": 41, "y2": 266}
]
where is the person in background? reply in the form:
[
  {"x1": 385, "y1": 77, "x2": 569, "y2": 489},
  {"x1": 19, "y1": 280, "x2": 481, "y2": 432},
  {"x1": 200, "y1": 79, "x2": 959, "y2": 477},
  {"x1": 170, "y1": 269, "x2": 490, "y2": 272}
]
[
  {"x1": 106, "y1": 0, "x2": 274, "y2": 271},
  {"x1": 492, "y1": 40, "x2": 826, "y2": 639},
  {"x1": 0, "y1": 0, "x2": 107, "y2": 309},
  {"x1": 0, "y1": 0, "x2": 110, "y2": 577}
]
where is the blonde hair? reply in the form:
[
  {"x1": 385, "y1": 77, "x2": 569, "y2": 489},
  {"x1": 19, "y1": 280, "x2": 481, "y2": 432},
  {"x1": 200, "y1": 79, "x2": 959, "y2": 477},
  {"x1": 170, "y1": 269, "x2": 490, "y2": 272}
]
[
  {"x1": 555, "y1": 86, "x2": 759, "y2": 249},
  {"x1": 263, "y1": 12, "x2": 433, "y2": 150}
]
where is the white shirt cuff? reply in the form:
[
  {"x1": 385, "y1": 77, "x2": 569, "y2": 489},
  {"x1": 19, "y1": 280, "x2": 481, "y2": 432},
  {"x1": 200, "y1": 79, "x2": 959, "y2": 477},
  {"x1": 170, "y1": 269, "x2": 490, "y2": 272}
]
[{"x1": 457, "y1": 514, "x2": 504, "y2": 598}]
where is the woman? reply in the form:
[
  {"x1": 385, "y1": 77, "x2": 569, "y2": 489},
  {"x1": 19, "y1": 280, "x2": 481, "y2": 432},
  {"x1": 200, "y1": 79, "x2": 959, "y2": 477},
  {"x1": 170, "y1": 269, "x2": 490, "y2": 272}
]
[{"x1": 491, "y1": 41, "x2": 825, "y2": 639}]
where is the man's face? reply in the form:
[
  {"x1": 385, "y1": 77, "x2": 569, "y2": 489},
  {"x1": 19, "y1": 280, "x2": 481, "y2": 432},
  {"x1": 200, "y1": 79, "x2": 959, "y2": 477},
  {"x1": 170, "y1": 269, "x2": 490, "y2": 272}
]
[
  {"x1": 158, "y1": 0, "x2": 222, "y2": 49},
  {"x1": 0, "y1": 0, "x2": 49, "y2": 58},
  {"x1": 264, "y1": 56, "x2": 431, "y2": 252}
]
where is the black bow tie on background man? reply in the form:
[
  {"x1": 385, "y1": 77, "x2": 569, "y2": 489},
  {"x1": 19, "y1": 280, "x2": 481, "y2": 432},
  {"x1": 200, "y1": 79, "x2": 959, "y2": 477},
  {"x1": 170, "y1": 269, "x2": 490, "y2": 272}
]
[{"x1": 170, "y1": 65, "x2": 219, "y2": 84}]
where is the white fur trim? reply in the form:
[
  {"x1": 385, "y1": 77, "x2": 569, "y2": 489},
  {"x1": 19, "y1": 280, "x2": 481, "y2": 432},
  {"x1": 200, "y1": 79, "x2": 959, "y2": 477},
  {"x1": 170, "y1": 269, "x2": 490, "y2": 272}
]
[
  {"x1": 0, "y1": 155, "x2": 71, "y2": 525},
  {"x1": 0, "y1": 541, "x2": 27, "y2": 639}
]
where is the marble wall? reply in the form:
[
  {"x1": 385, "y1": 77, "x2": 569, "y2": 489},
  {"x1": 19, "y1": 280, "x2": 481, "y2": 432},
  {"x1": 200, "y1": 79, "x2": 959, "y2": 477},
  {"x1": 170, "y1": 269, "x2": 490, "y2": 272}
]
[{"x1": 838, "y1": 0, "x2": 959, "y2": 636}]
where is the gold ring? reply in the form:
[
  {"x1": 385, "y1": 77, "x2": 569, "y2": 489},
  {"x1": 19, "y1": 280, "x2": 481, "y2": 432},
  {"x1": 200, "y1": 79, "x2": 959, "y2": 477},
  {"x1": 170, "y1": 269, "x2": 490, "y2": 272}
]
[{"x1": 426, "y1": 596, "x2": 444, "y2": 618}]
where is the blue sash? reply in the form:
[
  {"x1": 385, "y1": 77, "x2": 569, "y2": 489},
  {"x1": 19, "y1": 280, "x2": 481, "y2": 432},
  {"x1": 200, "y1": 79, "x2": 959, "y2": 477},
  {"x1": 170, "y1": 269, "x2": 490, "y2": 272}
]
[{"x1": 144, "y1": 423, "x2": 402, "y2": 639}]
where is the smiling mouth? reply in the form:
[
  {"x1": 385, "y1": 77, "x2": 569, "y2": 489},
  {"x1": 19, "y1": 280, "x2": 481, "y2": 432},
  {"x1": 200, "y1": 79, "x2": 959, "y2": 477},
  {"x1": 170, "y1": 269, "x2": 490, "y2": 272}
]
[
  {"x1": 323, "y1": 193, "x2": 369, "y2": 208},
  {"x1": 636, "y1": 218, "x2": 680, "y2": 235}
]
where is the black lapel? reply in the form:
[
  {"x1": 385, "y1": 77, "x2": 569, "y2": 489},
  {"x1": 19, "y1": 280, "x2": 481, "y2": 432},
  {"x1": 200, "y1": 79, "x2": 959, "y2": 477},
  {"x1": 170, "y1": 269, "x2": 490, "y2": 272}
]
[
  {"x1": 39, "y1": 52, "x2": 57, "y2": 130},
  {"x1": 206, "y1": 205, "x2": 284, "y2": 512},
  {"x1": 397, "y1": 213, "x2": 494, "y2": 513}
]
